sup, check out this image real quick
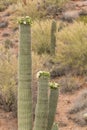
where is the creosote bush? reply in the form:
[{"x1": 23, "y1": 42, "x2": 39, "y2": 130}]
[
  {"x1": 0, "y1": 44, "x2": 17, "y2": 113},
  {"x1": 55, "y1": 22, "x2": 87, "y2": 75},
  {"x1": 32, "y1": 21, "x2": 87, "y2": 76}
]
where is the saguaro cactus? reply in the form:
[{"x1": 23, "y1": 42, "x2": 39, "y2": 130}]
[
  {"x1": 47, "y1": 82, "x2": 59, "y2": 130},
  {"x1": 50, "y1": 20, "x2": 57, "y2": 55},
  {"x1": 18, "y1": 16, "x2": 60, "y2": 130},
  {"x1": 33, "y1": 71, "x2": 50, "y2": 130},
  {"x1": 18, "y1": 16, "x2": 33, "y2": 130}
]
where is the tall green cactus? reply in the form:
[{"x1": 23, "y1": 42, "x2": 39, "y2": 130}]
[
  {"x1": 33, "y1": 71, "x2": 50, "y2": 130},
  {"x1": 18, "y1": 16, "x2": 60, "y2": 130},
  {"x1": 47, "y1": 82, "x2": 59, "y2": 130},
  {"x1": 18, "y1": 16, "x2": 33, "y2": 130},
  {"x1": 50, "y1": 20, "x2": 57, "y2": 55}
]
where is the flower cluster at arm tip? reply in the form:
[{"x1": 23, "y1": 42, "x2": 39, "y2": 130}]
[
  {"x1": 36, "y1": 71, "x2": 50, "y2": 79},
  {"x1": 18, "y1": 16, "x2": 32, "y2": 25},
  {"x1": 49, "y1": 82, "x2": 60, "y2": 89}
]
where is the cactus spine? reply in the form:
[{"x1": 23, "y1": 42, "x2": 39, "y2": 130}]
[
  {"x1": 18, "y1": 16, "x2": 33, "y2": 130},
  {"x1": 47, "y1": 82, "x2": 59, "y2": 130},
  {"x1": 50, "y1": 20, "x2": 57, "y2": 55},
  {"x1": 33, "y1": 71, "x2": 50, "y2": 130}
]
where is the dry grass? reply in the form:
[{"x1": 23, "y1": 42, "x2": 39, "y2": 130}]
[
  {"x1": 0, "y1": 0, "x2": 17, "y2": 12},
  {"x1": 32, "y1": 52, "x2": 50, "y2": 77},
  {"x1": 32, "y1": 20, "x2": 52, "y2": 54},
  {"x1": 16, "y1": 0, "x2": 46, "y2": 19}
]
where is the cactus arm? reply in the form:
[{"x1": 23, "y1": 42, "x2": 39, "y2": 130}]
[
  {"x1": 33, "y1": 71, "x2": 50, "y2": 130},
  {"x1": 18, "y1": 16, "x2": 33, "y2": 130},
  {"x1": 47, "y1": 82, "x2": 59, "y2": 130},
  {"x1": 50, "y1": 20, "x2": 57, "y2": 55}
]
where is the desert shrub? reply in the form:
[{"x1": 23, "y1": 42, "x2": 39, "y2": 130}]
[
  {"x1": 55, "y1": 22, "x2": 87, "y2": 75},
  {"x1": 77, "y1": 16, "x2": 87, "y2": 24},
  {"x1": 17, "y1": 0, "x2": 46, "y2": 19},
  {"x1": 0, "y1": 3, "x2": 7, "y2": 11},
  {"x1": 16, "y1": 0, "x2": 69, "y2": 19},
  {"x1": 0, "y1": 45, "x2": 17, "y2": 114},
  {"x1": 2, "y1": 0, "x2": 17, "y2": 5},
  {"x1": 69, "y1": 89, "x2": 87, "y2": 114},
  {"x1": 32, "y1": 20, "x2": 51, "y2": 54},
  {"x1": 0, "y1": 45, "x2": 50, "y2": 115},
  {"x1": 0, "y1": 0, "x2": 17, "y2": 11},
  {"x1": 59, "y1": 75, "x2": 81, "y2": 93},
  {"x1": 46, "y1": 0, "x2": 70, "y2": 6},
  {"x1": 4, "y1": 39, "x2": 13, "y2": 49}
]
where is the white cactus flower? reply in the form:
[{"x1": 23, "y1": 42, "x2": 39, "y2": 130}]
[
  {"x1": 26, "y1": 16, "x2": 29, "y2": 18},
  {"x1": 36, "y1": 71, "x2": 50, "y2": 78},
  {"x1": 55, "y1": 83, "x2": 58, "y2": 88},
  {"x1": 36, "y1": 71, "x2": 43, "y2": 78},
  {"x1": 23, "y1": 21, "x2": 27, "y2": 24},
  {"x1": 49, "y1": 82, "x2": 60, "y2": 89}
]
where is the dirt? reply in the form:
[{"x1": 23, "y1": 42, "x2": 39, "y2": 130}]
[
  {"x1": 55, "y1": 83, "x2": 87, "y2": 130},
  {"x1": 0, "y1": 0, "x2": 87, "y2": 130},
  {"x1": 0, "y1": 108, "x2": 17, "y2": 130}
]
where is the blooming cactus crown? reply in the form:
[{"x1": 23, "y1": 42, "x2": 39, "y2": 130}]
[
  {"x1": 37, "y1": 71, "x2": 50, "y2": 78},
  {"x1": 18, "y1": 16, "x2": 32, "y2": 25},
  {"x1": 49, "y1": 82, "x2": 60, "y2": 89}
]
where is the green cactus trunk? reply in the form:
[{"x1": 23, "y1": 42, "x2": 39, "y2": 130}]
[
  {"x1": 33, "y1": 77, "x2": 49, "y2": 130},
  {"x1": 50, "y1": 20, "x2": 57, "y2": 55},
  {"x1": 47, "y1": 88, "x2": 59, "y2": 130},
  {"x1": 18, "y1": 24, "x2": 33, "y2": 130}
]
